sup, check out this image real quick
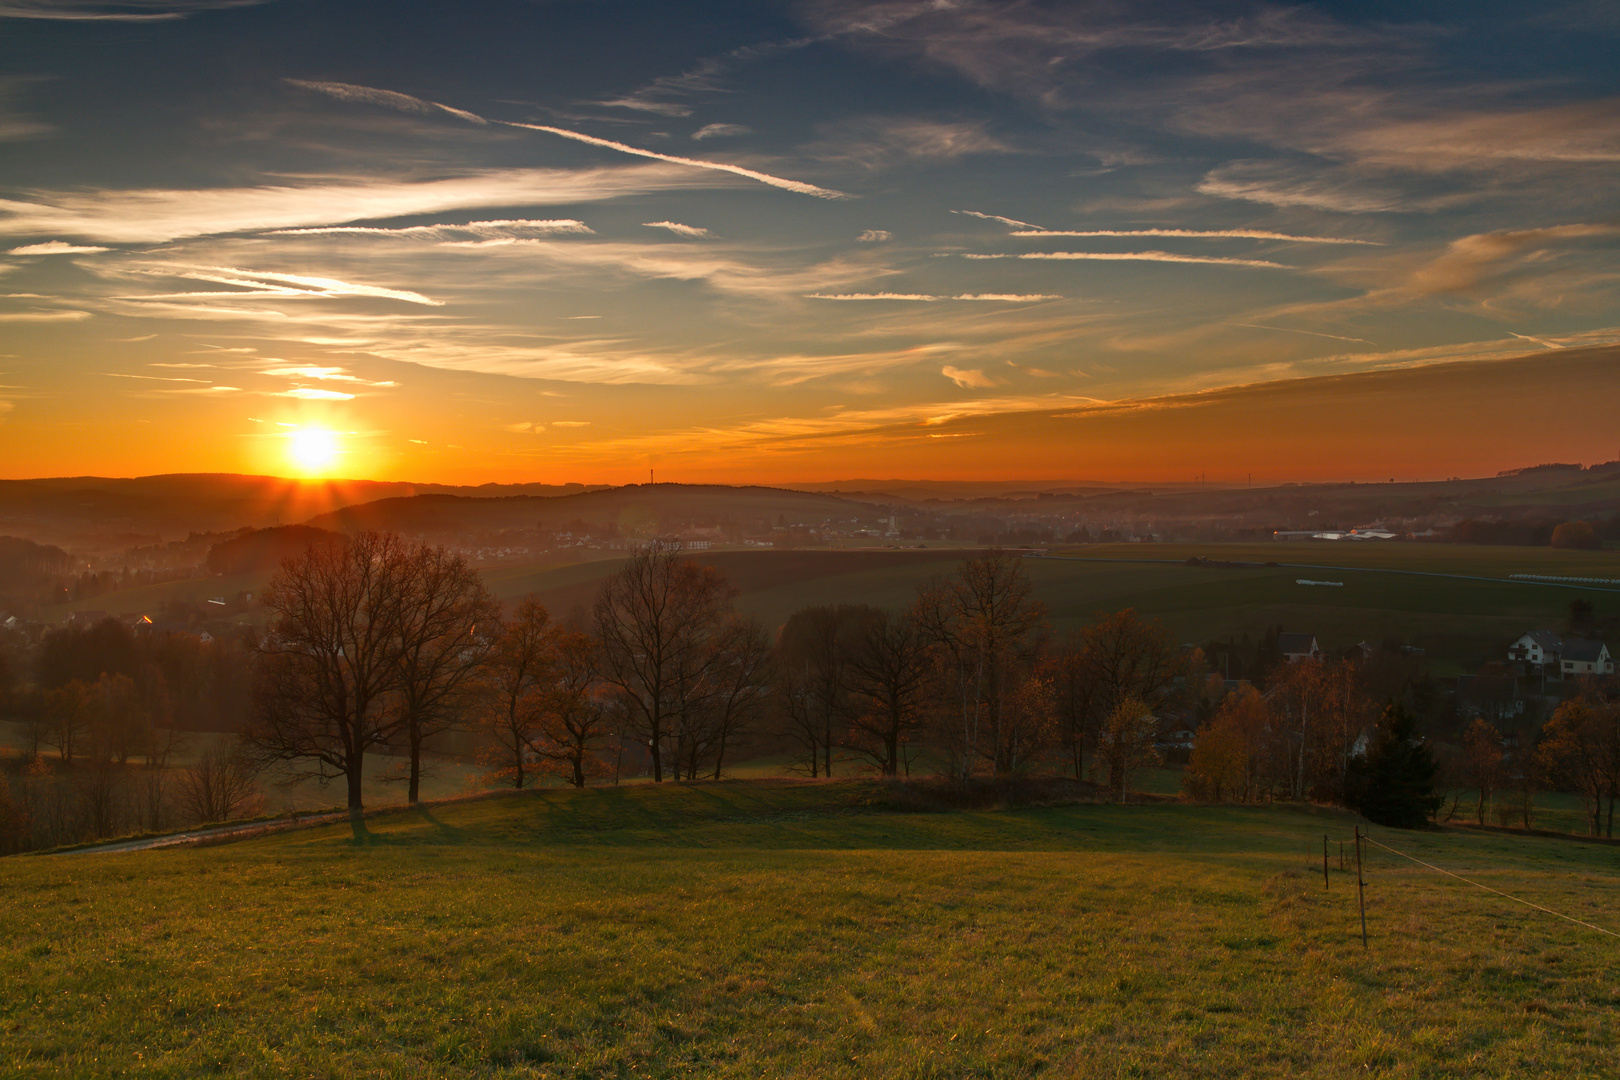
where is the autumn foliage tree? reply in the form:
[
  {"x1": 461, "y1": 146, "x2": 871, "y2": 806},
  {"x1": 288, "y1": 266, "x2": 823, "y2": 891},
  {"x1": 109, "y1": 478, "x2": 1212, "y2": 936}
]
[
  {"x1": 1182, "y1": 686, "x2": 1271, "y2": 802},
  {"x1": 1535, "y1": 693, "x2": 1620, "y2": 837}
]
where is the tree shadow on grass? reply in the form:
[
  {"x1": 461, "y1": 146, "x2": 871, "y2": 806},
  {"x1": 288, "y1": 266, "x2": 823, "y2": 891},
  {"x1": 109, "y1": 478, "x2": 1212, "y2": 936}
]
[{"x1": 410, "y1": 803, "x2": 468, "y2": 843}]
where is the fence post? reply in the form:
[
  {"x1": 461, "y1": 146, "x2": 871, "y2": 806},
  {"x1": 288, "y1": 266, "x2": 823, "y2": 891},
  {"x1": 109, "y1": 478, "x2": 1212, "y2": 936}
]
[
  {"x1": 1323, "y1": 833, "x2": 1329, "y2": 890},
  {"x1": 1355, "y1": 825, "x2": 1368, "y2": 949}
]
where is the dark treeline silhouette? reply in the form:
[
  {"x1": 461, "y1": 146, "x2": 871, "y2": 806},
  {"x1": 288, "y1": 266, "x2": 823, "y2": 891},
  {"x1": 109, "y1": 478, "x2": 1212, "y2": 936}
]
[{"x1": 20, "y1": 532, "x2": 1613, "y2": 850}]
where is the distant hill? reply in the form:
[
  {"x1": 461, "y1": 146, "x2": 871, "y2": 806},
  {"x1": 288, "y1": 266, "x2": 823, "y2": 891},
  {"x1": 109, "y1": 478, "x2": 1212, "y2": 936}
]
[
  {"x1": 305, "y1": 484, "x2": 885, "y2": 537},
  {"x1": 206, "y1": 525, "x2": 344, "y2": 575},
  {"x1": 0, "y1": 535, "x2": 73, "y2": 604},
  {"x1": 0, "y1": 474, "x2": 607, "y2": 551}
]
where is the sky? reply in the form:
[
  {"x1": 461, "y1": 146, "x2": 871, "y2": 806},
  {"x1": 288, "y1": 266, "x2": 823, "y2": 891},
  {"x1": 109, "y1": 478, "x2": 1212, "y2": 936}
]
[{"x1": 1, "y1": 0, "x2": 1618, "y2": 485}]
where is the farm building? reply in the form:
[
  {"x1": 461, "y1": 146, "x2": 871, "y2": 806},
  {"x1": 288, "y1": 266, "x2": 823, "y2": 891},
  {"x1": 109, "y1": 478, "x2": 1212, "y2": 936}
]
[{"x1": 1277, "y1": 632, "x2": 1322, "y2": 663}]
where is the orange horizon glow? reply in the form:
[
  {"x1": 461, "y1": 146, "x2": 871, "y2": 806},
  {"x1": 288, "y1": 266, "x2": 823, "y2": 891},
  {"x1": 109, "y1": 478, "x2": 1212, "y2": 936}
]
[{"x1": 2, "y1": 347, "x2": 1616, "y2": 489}]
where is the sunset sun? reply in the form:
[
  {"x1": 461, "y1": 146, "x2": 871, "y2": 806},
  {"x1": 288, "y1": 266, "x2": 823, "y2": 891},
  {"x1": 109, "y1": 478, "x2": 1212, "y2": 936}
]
[{"x1": 288, "y1": 427, "x2": 339, "y2": 475}]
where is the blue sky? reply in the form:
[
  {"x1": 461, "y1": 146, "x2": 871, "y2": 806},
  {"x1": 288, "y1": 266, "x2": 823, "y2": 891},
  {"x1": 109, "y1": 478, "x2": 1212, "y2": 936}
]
[{"x1": 1, "y1": 0, "x2": 1617, "y2": 482}]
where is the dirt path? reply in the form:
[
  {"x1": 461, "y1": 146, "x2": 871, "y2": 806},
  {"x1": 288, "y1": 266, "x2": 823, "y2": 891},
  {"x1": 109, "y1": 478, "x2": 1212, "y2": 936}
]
[
  {"x1": 65, "y1": 811, "x2": 353, "y2": 855},
  {"x1": 58, "y1": 786, "x2": 536, "y2": 856}
]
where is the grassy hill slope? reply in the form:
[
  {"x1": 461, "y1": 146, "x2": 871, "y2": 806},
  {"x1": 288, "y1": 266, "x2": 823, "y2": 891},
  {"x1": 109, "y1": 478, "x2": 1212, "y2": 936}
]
[{"x1": 3, "y1": 781, "x2": 1616, "y2": 1077}]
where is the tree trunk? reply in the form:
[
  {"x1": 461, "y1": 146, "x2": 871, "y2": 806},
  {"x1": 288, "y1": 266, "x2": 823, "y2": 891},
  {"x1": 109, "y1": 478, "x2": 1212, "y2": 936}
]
[
  {"x1": 407, "y1": 725, "x2": 422, "y2": 804},
  {"x1": 346, "y1": 755, "x2": 365, "y2": 813}
]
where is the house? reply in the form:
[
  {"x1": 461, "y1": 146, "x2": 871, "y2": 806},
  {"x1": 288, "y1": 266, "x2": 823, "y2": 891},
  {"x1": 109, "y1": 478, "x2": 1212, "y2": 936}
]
[
  {"x1": 1561, "y1": 638, "x2": 1614, "y2": 677},
  {"x1": 1277, "y1": 632, "x2": 1322, "y2": 663},
  {"x1": 1507, "y1": 629, "x2": 1562, "y2": 667}
]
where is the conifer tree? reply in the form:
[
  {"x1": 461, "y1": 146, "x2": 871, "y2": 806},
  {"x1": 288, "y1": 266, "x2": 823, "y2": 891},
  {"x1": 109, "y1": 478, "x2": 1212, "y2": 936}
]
[{"x1": 1344, "y1": 705, "x2": 1442, "y2": 828}]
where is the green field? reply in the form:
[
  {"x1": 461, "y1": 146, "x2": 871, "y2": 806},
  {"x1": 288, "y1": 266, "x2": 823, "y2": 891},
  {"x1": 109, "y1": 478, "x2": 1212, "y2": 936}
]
[
  {"x1": 4, "y1": 781, "x2": 1618, "y2": 1078},
  {"x1": 41, "y1": 542, "x2": 1619, "y2": 673},
  {"x1": 486, "y1": 544, "x2": 1616, "y2": 672}
]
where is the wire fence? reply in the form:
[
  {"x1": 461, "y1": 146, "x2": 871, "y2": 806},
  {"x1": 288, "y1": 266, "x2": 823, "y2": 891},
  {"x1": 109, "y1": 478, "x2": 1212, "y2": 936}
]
[{"x1": 1315, "y1": 827, "x2": 1620, "y2": 945}]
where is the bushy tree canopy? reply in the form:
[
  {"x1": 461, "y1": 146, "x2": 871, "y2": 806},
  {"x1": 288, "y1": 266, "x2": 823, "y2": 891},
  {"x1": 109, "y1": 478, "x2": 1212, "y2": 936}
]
[{"x1": 1344, "y1": 705, "x2": 1442, "y2": 828}]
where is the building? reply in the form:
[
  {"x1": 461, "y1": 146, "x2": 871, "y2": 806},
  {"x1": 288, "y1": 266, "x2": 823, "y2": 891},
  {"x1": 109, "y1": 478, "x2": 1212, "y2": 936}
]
[
  {"x1": 1277, "y1": 632, "x2": 1322, "y2": 663},
  {"x1": 1561, "y1": 638, "x2": 1614, "y2": 678},
  {"x1": 1507, "y1": 629, "x2": 1563, "y2": 667}
]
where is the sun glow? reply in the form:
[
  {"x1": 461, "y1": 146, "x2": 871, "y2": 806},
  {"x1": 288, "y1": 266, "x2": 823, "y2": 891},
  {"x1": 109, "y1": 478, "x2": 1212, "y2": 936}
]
[{"x1": 289, "y1": 427, "x2": 339, "y2": 475}]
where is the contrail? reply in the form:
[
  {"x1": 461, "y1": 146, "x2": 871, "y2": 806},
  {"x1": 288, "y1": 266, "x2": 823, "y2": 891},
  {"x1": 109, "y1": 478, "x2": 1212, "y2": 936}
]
[{"x1": 503, "y1": 122, "x2": 850, "y2": 199}]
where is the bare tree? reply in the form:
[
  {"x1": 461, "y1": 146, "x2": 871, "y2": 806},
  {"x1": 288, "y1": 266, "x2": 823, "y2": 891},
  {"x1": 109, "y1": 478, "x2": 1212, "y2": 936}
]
[
  {"x1": 1459, "y1": 718, "x2": 1506, "y2": 825},
  {"x1": 773, "y1": 604, "x2": 872, "y2": 777},
  {"x1": 176, "y1": 743, "x2": 263, "y2": 823},
  {"x1": 916, "y1": 551, "x2": 1047, "y2": 778},
  {"x1": 697, "y1": 616, "x2": 773, "y2": 780},
  {"x1": 843, "y1": 607, "x2": 933, "y2": 776},
  {"x1": 594, "y1": 542, "x2": 734, "y2": 783},
  {"x1": 44, "y1": 680, "x2": 96, "y2": 767},
  {"x1": 89, "y1": 672, "x2": 150, "y2": 766},
  {"x1": 525, "y1": 629, "x2": 615, "y2": 788},
  {"x1": 390, "y1": 544, "x2": 500, "y2": 803},
  {"x1": 1068, "y1": 610, "x2": 1189, "y2": 778},
  {"x1": 244, "y1": 532, "x2": 410, "y2": 815},
  {"x1": 480, "y1": 597, "x2": 554, "y2": 789}
]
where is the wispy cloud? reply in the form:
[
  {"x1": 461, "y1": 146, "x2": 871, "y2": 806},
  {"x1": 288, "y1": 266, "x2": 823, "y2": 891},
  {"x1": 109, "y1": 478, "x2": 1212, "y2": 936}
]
[
  {"x1": 125, "y1": 265, "x2": 443, "y2": 306},
  {"x1": 267, "y1": 219, "x2": 593, "y2": 239},
  {"x1": 0, "y1": 309, "x2": 91, "y2": 321},
  {"x1": 0, "y1": 0, "x2": 265, "y2": 20},
  {"x1": 807, "y1": 292, "x2": 1059, "y2": 302},
  {"x1": 7, "y1": 241, "x2": 111, "y2": 254},
  {"x1": 259, "y1": 364, "x2": 397, "y2": 387},
  {"x1": 693, "y1": 123, "x2": 752, "y2": 140},
  {"x1": 1358, "y1": 223, "x2": 1620, "y2": 307},
  {"x1": 1196, "y1": 160, "x2": 1462, "y2": 214},
  {"x1": 965, "y1": 251, "x2": 1292, "y2": 270},
  {"x1": 856, "y1": 229, "x2": 891, "y2": 243},
  {"x1": 99, "y1": 372, "x2": 209, "y2": 382},
  {"x1": 643, "y1": 221, "x2": 712, "y2": 239},
  {"x1": 277, "y1": 387, "x2": 355, "y2": 400},
  {"x1": 593, "y1": 58, "x2": 725, "y2": 117},
  {"x1": 806, "y1": 117, "x2": 1010, "y2": 169},
  {"x1": 1010, "y1": 229, "x2": 1377, "y2": 245},
  {"x1": 952, "y1": 209, "x2": 1042, "y2": 229},
  {"x1": 595, "y1": 35, "x2": 824, "y2": 120},
  {"x1": 1235, "y1": 324, "x2": 1378, "y2": 346},
  {"x1": 941, "y1": 365, "x2": 996, "y2": 388},
  {"x1": 0, "y1": 167, "x2": 695, "y2": 242},
  {"x1": 286, "y1": 78, "x2": 488, "y2": 125},
  {"x1": 503, "y1": 121, "x2": 851, "y2": 199}
]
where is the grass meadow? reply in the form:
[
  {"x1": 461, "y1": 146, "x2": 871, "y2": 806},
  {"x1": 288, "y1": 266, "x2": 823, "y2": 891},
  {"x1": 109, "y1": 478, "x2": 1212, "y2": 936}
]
[{"x1": 3, "y1": 780, "x2": 1618, "y2": 1078}]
